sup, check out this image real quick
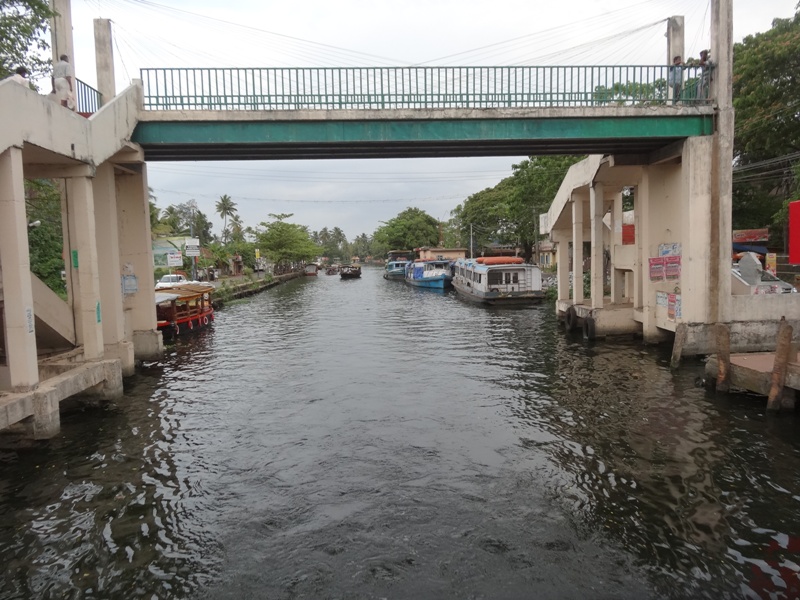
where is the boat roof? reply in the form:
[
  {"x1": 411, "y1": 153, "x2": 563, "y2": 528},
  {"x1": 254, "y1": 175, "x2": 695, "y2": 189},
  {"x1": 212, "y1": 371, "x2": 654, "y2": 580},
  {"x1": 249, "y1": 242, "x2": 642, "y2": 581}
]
[{"x1": 155, "y1": 283, "x2": 214, "y2": 304}]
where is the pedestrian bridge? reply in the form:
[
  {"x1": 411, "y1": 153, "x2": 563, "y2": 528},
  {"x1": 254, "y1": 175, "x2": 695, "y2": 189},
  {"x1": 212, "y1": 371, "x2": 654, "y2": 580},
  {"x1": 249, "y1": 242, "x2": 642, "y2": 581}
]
[{"x1": 130, "y1": 65, "x2": 714, "y2": 161}]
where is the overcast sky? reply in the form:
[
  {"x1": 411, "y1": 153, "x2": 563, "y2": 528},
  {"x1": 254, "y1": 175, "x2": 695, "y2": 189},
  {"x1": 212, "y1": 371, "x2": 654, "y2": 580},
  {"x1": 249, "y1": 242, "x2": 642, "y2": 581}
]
[{"x1": 65, "y1": 0, "x2": 797, "y2": 241}]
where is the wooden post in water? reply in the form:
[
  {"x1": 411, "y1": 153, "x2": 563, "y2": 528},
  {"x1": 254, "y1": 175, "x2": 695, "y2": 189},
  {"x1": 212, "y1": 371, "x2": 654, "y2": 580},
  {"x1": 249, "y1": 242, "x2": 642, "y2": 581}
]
[
  {"x1": 670, "y1": 323, "x2": 688, "y2": 369},
  {"x1": 715, "y1": 323, "x2": 731, "y2": 392},
  {"x1": 767, "y1": 317, "x2": 793, "y2": 412}
]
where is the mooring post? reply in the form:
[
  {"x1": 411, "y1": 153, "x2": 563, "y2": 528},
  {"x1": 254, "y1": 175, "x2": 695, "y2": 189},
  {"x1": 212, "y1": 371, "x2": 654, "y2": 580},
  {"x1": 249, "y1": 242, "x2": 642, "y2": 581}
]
[
  {"x1": 670, "y1": 323, "x2": 688, "y2": 369},
  {"x1": 715, "y1": 322, "x2": 731, "y2": 392},
  {"x1": 767, "y1": 317, "x2": 793, "y2": 412}
]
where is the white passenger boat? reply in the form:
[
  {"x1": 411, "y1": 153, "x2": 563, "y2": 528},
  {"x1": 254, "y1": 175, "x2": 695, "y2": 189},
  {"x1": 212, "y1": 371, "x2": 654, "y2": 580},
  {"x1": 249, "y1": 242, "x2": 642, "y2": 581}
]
[{"x1": 452, "y1": 257, "x2": 545, "y2": 305}]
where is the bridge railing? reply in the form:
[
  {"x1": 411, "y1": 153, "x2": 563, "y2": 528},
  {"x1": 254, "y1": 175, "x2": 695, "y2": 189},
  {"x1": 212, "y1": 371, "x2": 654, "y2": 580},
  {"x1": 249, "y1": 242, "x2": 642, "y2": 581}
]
[
  {"x1": 140, "y1": 66, "x2": 712, "y2": 111},
  {"x1": 75, "y1": 79, "x2": 102, "y2": 114}
]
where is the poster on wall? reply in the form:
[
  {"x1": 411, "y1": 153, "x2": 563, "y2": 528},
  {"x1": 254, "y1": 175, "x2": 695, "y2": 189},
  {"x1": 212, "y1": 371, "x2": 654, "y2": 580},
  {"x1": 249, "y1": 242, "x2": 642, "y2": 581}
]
[
  {"x1": 649, "y1": 257, "x2": 665, "y2": 281},
  {"x1": 766, "y1": 253, "x2": 777, "y2": 275},
  {"x1": 656, "y1": 291, "x2": 668, "y2": 307},
  {"x1": 658, "y1": 243, "x2": 682, "y2": 256},
  {"x1": 668, "y1": 293, "x2": 677, "y2": 320},
  {"x1": 664, "y1": 256, "x2": 682, "y2": 280}
]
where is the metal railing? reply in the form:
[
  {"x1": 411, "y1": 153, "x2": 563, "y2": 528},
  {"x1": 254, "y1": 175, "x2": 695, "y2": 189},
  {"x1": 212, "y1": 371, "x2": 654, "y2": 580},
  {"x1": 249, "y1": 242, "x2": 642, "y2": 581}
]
[
  {"x1": 75, "y1": 79, "x2": 101, "y2": 114},
  {"x1": 140, "y1": 65, "x2": 712, "y2": 111}
]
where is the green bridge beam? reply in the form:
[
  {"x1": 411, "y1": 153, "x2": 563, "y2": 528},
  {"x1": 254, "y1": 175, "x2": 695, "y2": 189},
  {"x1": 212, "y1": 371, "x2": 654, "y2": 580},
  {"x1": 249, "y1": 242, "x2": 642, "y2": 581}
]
[{"x1": 133, "y1": 115, "x2": 714, "y2": 161}]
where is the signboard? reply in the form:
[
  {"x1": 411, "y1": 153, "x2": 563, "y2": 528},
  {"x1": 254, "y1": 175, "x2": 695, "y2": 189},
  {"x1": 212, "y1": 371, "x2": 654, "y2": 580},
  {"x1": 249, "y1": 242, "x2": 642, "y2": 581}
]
[
  {"x1": 255, "y1": 248, "x2": 260, "y2": 259},
  {"x1": 732, "y1": 228, "x2": 769, "y2": 243},
  {"x1": 668, "y1": 293, "x2": 677, "y2": 320},
  {"x1": 790, "y1": 201, "x2": 800, "y2": 264},
  {"x1": 184, "y1": 238, "x2": 200, "y2": 257},
  {"x1": 167, "y1": 252, "x2": 183, "y2": 267},
  {"x1": 658, "y1": 243, "x2": 681, "y2": 257},
  {"x1": 649, "y1": 257, "x2": 665, "y2": 281},
  {"x1": 766, "y1": 253, "x2": 777, "y2": 275}
]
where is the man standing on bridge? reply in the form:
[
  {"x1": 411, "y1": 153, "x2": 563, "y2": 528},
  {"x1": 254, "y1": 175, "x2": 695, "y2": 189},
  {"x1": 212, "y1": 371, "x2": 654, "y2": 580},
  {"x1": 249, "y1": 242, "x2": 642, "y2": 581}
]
[
  {"x1": 668, "y1": 55, "x2": 683, "y2": 104},
  {"x1": 52, "y1": 54, "x2": 75, "y2": 110}
]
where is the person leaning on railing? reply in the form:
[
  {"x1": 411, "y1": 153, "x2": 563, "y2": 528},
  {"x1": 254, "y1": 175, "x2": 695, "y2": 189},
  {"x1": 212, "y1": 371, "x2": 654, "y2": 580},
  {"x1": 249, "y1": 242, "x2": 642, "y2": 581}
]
[{"x1": 697, "y1": 50, "x2": 712, "y2": 100}]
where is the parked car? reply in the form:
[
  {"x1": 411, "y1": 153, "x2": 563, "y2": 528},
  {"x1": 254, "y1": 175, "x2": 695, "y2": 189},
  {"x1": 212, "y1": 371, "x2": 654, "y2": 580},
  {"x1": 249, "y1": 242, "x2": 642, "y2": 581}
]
[
  {"x1": 732, "y1": 252, "x2": 797, "y2": 294},
  {"x1": 155, "y1": 274, "x2": 196, "y2": 289}
]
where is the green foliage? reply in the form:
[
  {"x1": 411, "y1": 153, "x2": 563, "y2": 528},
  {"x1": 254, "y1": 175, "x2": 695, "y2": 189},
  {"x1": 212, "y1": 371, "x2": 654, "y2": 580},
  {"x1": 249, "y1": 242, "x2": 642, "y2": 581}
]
[
  {"x1": 215, "y1": 194, "x2": 237, "y2": 244},
  {"x1": 0, "y1": 0, "x2": 53, "y2": 79},
  {"x1": 372, "y1": 207, "x2": 441, "y2": 253},
  {"x1": 25, "y1": 179, "x2": 65, "y2": 296},
  {"x1": 255, "y1": 213, "x2": 318, "y2": 265}
]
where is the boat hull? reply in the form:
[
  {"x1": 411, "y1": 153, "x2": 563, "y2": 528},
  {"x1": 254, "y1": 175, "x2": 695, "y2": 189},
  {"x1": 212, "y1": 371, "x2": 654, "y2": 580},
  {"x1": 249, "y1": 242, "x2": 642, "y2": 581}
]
[
  {"x1": 383, "y1": 269, "x2": 405, "y2": 280},
  {"x1": 158, "y1": 308, "x2": 215, "y2": 340},
  {"x1": 452, "y1": 280, "x2": 544, "y2": 305},
  {"x1": 405, "y1": 275, "x2": 451, "y2": 289}
]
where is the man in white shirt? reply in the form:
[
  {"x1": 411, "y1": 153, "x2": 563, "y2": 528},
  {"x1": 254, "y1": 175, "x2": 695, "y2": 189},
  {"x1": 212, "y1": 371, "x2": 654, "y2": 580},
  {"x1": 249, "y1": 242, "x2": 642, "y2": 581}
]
[
  {"x1": 7, "y1": 67, "x2": 29, "y2": 86},
  {"x1": 52, "y1": 54, "x2": 75, "y2": 110}
]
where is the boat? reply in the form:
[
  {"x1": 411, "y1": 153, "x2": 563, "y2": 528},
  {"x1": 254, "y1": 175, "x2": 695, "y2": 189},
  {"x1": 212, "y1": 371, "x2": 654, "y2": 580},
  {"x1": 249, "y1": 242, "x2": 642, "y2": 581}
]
[
  {"x1": 384, "y1": 250, "x2": 415, "y2": 280},
  {"x1": 304, "y1": 264, "x2": 319, "y2": 276},
  {"x1": 404, "y1": 258, "x2": 453, "y2": 289},
  {"x1": 340, "y1": 265, "x2": 362, "y2": 279},
  {"x1": 452, "y1": 257, "x2": 545, "y2": 305},
  {"x1": 155, "y1": 283, "x2": 215, "y2": 340},
  {"x1": 325, "y1": 265, "x2": 339, "y2": 275}
]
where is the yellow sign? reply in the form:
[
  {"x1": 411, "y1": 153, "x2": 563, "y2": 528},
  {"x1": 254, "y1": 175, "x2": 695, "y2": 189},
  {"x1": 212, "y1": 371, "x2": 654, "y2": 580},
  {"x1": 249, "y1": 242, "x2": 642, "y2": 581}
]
[
  {"x1": 255, "y1": 249, "x2": 260, "y2": 259},
  {"x1": 766, "y1": 252, "x2": 777, "y2": 275}
]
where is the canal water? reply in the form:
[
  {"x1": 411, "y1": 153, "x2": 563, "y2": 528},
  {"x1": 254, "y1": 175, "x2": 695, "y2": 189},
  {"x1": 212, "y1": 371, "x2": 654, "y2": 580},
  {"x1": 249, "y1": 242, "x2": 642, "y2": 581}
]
[{"x1": 1, "y1": 267, "x2": 799, "y2": 599}]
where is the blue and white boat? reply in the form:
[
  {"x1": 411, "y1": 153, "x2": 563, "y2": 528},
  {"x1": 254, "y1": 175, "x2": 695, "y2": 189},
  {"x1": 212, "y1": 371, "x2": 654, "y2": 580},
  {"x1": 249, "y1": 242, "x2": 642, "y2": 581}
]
[
  {"x1": 404, "y1": 259, "x2": 453, "y2": 289},
  {"x1": 452, "y1": 257, "x2": 545, "y2": 305},
  {"x1": 384, "y1": 251, "x2": 414, "y2": 280}
]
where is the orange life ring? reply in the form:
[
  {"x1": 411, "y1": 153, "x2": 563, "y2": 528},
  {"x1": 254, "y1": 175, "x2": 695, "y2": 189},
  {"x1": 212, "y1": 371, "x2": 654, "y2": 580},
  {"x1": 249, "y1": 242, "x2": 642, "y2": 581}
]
[{"x1": 204, "y1": 316, "x2": 209, "y2": 325}]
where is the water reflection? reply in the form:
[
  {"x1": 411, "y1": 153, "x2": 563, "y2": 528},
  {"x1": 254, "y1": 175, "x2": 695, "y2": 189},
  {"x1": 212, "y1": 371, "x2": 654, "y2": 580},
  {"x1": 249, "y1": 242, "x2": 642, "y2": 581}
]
[{"x1": 0, "y1": 269, "x2": 799, "y2": 599}]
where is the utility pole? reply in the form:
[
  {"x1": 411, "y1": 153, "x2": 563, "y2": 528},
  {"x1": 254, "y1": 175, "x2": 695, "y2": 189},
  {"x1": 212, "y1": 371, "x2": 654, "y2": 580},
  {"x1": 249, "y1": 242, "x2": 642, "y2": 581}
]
[{"x1": 470, "y1": 223, "x2": 473, "y2": 258}]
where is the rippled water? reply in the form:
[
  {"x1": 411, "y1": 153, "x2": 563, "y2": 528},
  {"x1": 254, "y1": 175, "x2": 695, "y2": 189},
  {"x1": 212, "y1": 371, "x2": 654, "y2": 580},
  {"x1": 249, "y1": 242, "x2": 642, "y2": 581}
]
[{"x1": 2, "y1": 267, "x2": 800, "y2": 599}]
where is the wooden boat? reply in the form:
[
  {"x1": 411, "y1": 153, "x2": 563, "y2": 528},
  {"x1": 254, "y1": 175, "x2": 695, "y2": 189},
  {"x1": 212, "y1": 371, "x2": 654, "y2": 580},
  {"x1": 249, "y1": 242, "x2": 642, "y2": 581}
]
[
  {"x1": 384, "y1": 250, "x2": 415, "y2": 280},
  {"x1": 155, "y1": 283, "x2": 215, "y2": 340},
  {"x1": 304, "y1": 264, "x2": 319, "y2": 276},
  {"x1": 325, "y1": 265, "x2": 339, "y2": 275},
  {"x1": 452, "y1": 257, "x2": 545, "y2": 305},
  {"x1": 340, "y1": 265, "x2": 362, "y2": 279},
  {"x1": 404, "y1": 258, "x2": 453, "y2": 289}
]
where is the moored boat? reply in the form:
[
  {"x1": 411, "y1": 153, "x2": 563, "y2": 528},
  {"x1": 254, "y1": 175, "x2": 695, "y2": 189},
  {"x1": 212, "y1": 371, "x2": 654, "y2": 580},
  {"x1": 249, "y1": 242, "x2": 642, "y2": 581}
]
[
  {"x1": 304, "y1": 264, "x2": 319, "y2": 276},
  {"x1": 340, "y1": 265, "x2": 362, "y2": 279},
  {"x1": 452, "y1": 257, "x2": 545, "y2": 305},
  {"x1": 384, "y1": 250, "x2": 415, "y2": 280},
  {"x1": 155, "y1": 283, "x2": 215, "y2": 340},
  {"x1": 404, "y1": 258, "x2": 453, "y2": 289}
]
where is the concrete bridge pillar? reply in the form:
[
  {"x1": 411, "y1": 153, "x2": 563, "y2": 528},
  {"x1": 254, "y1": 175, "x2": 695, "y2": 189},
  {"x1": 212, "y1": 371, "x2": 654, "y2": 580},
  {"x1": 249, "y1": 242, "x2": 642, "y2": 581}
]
[
  {"x1": 572, "y1": 192, "x2": 585, "y2": 305},
  {"x1": 552, "y1": 230, "x2": 571, "y2": 302},
  {"x1": 610, "y1": 191, "x2": 625, "y2": 304},
  {"x1": 66, "y1": 174, "x2": 104, "y2": 360},
  {"x1": 0, "y1": 147, "x2": 39, "y2": 392},
  {"x1": 116, "y1": 166, "x2": 163, "y2": 360},
  {"x1": 590, "y1": 184, "x2": 605, "y2": 309},
  {"x1": 94, "y1": 163, "x2": 134, "y2": 376}
]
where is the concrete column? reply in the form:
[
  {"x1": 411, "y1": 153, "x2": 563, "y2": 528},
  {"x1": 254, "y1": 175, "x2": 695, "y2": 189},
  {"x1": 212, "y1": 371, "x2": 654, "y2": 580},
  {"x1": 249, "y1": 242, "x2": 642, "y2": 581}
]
[
  {"x1": 94, "y1": 19, "x2": 116, "y2": 105},
  {"x1": 66, "y1": 176, "x2": 104, "y2": 360},
  {"x1": 611, "y1": 191, "x2": 624, "y2": 304},
  {"x1": 711, "y1": 0, "x2": 734, "y2": 323},
  {"x1": 666, "y1": 16, "x2": 685, "y2": 103},
  {"x1": 572, "y1": 193, "x2": 584, "y2": 305},
  {"x1": 553, "y1": 231, "x2": 571, "y2": 302},
  {"x1": 590, "y1": 184, "x2": 604, "y2": 309},
  {"x1": 49, "y1": 0, "x2": 75, "y2": 71},
  {"x1": 117, "y1": 166, "x2": 163, "y2": 360},
  {"x1": 94, "y1": 164, "x2": 134, "y2": 376},
  {"x1": 633, "y1": 181, "x2": 645, "y2": 311},
  {"x1": 0, "y1": 148, "x2": 39, "y2": 392}
]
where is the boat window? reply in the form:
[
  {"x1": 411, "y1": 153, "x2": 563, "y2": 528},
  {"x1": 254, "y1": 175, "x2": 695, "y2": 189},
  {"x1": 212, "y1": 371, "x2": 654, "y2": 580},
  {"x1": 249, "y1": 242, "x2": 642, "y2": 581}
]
[
  {"x1": 512, "y1": 272, "x2": 519, "y2": 284},
  {"x1": 477, "y1": 274, "x2": 481, "y2": 284},
  {"x1": 488, "y1": 272, "x2": 503, "y2": 285},
  {"x1": 504, "y1": 272, "x2": 512, "y2": 284}
]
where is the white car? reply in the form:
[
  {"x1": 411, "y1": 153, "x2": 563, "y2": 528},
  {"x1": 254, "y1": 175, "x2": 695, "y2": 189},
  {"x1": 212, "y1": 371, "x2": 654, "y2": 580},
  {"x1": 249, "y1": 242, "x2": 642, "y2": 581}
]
[{"x1": 155, "y1": 274, "x2": 193, "y2": 289}]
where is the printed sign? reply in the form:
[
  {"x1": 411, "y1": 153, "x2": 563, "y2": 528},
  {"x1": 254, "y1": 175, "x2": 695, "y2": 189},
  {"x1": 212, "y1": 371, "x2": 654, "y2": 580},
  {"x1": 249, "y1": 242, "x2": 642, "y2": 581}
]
[
  {"x1": 167, "y1": 252, "x2": 183, "y2": 267},
  {"x1": 668, "y1": 293, "x2": 677, "y2": 320},
  {"x1": 664, "y1": 256, "x2": 682, "y2": 280},
  {"x1": 733, "y1": 228, "x2": 769, "y2": 243},
  {"x1": 658, "y1": 243, "x2": 682, "y2": 257},
  {"x1": 184, "y1": 238, "x2": 200, "y2": 257},
  {"x1": 766, "y1": 253, "x2": 777, "y2": 275},
  {"x1": 649, "y1": 257, "x2": 665, "y2": 282},
  {"x1": 656, "y1": 291, "x2": 668, "y2": 307}
]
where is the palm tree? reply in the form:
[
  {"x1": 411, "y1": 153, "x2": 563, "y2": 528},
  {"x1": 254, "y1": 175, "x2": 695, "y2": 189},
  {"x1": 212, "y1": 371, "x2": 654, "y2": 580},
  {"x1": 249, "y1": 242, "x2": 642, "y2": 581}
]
[{"x1": 215, "y1": 195, "x2": 238, "y2": 244}]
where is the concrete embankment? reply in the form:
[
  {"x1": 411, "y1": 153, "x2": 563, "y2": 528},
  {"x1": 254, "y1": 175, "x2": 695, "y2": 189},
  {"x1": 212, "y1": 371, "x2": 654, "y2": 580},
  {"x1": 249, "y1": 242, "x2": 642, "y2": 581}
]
[{"x1": 211, "y1": 272, "x2": 304, "y2": 309}]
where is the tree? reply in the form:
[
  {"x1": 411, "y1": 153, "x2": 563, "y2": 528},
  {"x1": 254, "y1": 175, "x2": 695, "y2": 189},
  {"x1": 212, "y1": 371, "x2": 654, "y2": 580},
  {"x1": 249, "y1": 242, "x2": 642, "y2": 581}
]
[
  {"x1": 372, "y1": 207, "x2": 439, "y2": 252},
  {"x1": 0, "y1": 0, "x2": 54, "y2": 79},
  {"x1": 215, "y1": 195, "x2": 237, "y2": 244},
  {"x1": 254, "y1": 213, "x2": 317, "y2": 265},
  {"x1": 25, "y1": 179, "x2": 65, "y2": 296}
]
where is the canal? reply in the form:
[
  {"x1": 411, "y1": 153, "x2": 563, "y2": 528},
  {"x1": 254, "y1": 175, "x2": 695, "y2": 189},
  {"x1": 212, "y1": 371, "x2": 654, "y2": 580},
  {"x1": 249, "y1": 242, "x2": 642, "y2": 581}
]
[{"x1": 1, "y1": 267, "x2": 799, "y2": 599}]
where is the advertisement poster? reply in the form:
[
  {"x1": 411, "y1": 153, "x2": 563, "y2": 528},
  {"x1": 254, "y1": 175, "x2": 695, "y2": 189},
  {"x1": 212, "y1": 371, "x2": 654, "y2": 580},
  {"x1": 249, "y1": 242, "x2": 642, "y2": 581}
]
[
  {"x1": 167, "y1": 252, "x2": 183, "y2": 267},
  {"x1": 656, "y1": 291, "x2": 668, "y2": 307},
  {"x1": 766, "y1": 253, "x2": 777, "y2": 275},
  {"x1": 664, "y1": 256, "x2": 682, "y2": 280},
  {"x1": 649, "y1": 257, "x2": 665, "y2": 281},
  {"x1": 658, "y1": 243, "x2": 682, "y2": 257},
  {"x1": 668, "y1": 293, "x2": 677, "y2": 320}
]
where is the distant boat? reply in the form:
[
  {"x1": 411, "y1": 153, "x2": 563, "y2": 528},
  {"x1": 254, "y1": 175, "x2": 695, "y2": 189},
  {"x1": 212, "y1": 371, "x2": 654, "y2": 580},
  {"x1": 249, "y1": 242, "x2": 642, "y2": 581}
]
[
  {"x1": 305, "y1": 264, "x2": 319, "y2": 276},
  {"x1": 155, "y1": 283, "x2": 215, "y2": 340},
  {"x1": 452, "y1": 257, "x2": 545, "y2": 305},
  {"x1": 340, "y1": 265, "x2": 362, "y2": 279},
  {"x1": 404, "y1": 258, "x2": 453, "y2": 289},
  {"x1": 384, "y1": 250, "x2": 414, "y2": 280}
]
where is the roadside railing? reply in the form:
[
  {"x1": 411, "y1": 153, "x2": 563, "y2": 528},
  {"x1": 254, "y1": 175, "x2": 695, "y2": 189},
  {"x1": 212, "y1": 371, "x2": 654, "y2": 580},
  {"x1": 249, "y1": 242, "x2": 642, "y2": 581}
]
[
  {"x1": 140, "y1": 65, "x2": 712, "y2": 111},
  {"x1": 75, "y1": 79, "x2": 101, "y2": 114}
]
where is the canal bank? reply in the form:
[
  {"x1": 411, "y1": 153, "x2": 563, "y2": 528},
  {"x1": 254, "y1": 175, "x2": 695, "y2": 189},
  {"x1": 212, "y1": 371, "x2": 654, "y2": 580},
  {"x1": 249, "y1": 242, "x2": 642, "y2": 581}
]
[{"x1": 210, "y1": 271, "x2": 304, "y2": 309}]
